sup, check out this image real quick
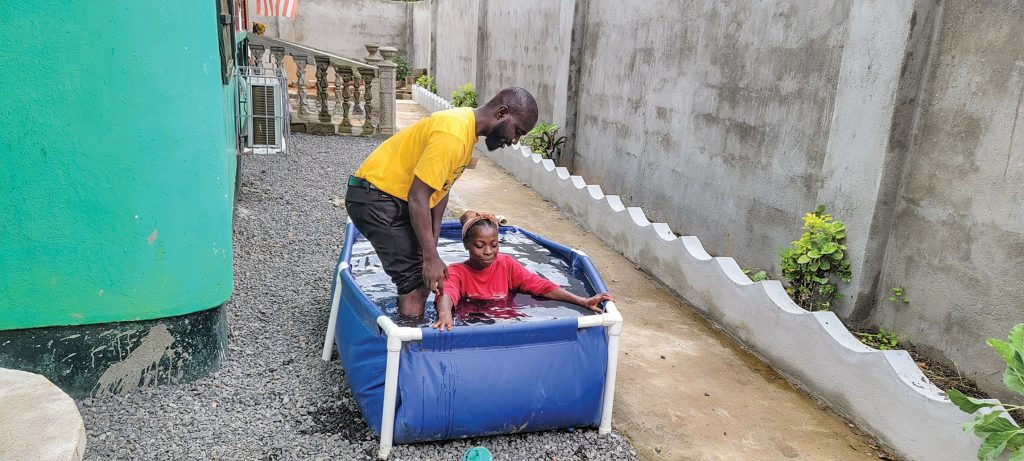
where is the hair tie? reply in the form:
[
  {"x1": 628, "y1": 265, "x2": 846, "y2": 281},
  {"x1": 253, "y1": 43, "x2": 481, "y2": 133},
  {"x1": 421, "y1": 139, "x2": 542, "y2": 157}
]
[{"x1": 460, "y1": 210, "x2": 499, "y2": 239}]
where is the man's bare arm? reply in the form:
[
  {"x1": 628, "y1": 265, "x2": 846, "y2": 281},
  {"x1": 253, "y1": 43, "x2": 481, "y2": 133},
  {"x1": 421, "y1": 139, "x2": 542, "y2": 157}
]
[
  {"x1": 409, "y1": 177, "x2": 447, "y2": 295},
  {"x1": 431, "y1": 193, "x2": 449, "y2": 243}
]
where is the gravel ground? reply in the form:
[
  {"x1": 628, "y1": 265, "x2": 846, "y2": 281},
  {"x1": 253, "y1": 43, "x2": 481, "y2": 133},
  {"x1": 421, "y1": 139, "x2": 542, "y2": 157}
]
[{"x1": 77, "y1": 133, "x2": 638, "y2": 461}]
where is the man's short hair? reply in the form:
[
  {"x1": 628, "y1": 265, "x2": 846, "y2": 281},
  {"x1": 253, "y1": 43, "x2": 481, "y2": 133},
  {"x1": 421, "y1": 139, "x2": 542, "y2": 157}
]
[{"x1": 486, "y1": 87, "x2": 538, "y2": 118}]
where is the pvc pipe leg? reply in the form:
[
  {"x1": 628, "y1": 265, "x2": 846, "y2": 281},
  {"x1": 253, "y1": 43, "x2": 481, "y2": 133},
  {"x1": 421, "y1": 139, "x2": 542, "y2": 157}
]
[
  {"x1": 600, "y1": 329, "x2": 621, "y2": 435},
  {"x1": 321, "y1": 271, "x2": 344, "y2": 361},
  {"x1": 378, "y1": 339, "x2": 402, "y2": 459}
]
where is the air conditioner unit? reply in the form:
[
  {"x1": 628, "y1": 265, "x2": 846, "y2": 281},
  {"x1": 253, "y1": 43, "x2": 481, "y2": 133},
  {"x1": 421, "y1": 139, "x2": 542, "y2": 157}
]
[{"x1": 236, "y1": 66, "x2": 290, "y2": 154}]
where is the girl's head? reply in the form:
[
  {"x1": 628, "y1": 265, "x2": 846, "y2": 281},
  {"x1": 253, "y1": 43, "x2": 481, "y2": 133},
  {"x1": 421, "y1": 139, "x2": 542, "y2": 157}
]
[{"x1": 460, "y1": 210, "x2": 500, "y2": 268}]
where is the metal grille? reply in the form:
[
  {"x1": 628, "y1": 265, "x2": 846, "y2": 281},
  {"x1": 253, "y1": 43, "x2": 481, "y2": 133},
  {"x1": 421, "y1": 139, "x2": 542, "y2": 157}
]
[{"x1": 235, "y1": 66, "x2": 290, "y2": 155}]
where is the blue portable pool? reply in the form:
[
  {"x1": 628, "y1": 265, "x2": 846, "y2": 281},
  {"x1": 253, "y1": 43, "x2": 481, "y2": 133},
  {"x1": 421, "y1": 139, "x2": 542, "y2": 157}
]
[{"x1": 321, "y1": 221, "x2": 623, "y2": 459}]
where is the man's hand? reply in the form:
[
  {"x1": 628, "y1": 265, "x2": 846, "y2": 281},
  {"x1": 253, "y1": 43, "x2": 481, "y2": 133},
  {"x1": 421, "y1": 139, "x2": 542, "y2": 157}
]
[
  {"x1": 582, "y1": 292, "x2": 615, "y2": 313},
  {"x1": 423, "y1": 255, "x2": 448, "y2": 297}
]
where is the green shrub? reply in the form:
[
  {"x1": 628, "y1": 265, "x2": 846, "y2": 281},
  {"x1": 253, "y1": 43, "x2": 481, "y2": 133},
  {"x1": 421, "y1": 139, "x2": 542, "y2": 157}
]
[
  {"x1": 947, "y1": 323, "x2": 1024, "y2": 461},
  {"x1": 742, "y1": 267, "x2": 769, "y2": 282},
  {"x1": 854, "y1": 329, "x2": 900, "y2": 350},
  {"x1": 394, "y1": 53, "x2": 410, "y2": 82},
  {"x1": 888, "y1": 285, "x2": 910, "y2": 304},
  {"x1": 451, "y1": 83, "x2": 478, "y2": 108},
  {"x1": 414, "y1": 75, "x2": 437, "y2": 94},
  {"x1": 777, "y1": 205, "x2": 852, "y2": 311},
  {"x1": 520, "y1": 122, "x2": 567, "y2": 160}
]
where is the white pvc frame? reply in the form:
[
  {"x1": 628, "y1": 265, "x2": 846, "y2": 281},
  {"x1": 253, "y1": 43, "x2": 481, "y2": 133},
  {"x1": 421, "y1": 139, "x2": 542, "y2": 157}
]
[{"x1": 321, "y1": 260, "x2": 624, "y2": 460}]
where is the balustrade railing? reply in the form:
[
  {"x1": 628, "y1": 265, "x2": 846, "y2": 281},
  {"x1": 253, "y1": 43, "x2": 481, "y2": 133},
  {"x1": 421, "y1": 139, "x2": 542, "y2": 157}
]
[{"x1": 247, "y1": 35, "x2": 396, "y2": 136}]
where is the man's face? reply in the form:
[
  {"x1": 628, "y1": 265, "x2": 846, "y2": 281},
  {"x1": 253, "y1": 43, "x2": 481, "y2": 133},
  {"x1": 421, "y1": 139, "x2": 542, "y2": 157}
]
[{"x1": 484, "y1": 109, "x2": 537, "y2": 151}]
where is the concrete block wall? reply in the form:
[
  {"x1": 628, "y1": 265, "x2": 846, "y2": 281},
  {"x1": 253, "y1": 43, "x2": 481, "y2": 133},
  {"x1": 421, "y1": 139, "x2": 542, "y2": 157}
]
[
  {"x1": 475, "y1": 0, "x2": 574, "y2": 126},
  {"x1": 432, "y1": 0, "x2": 479, "y2": 99},
  {"x1": 423, "y1": 0, "x2": 1024, "y2": 402},
  {"x1": 410, "y1": 1, "x2": 432, "y2": 70},
  {"x1": 869, "y1": 2, "x2": 1024, "y2": 401},
  {"x1": 258, "y1": 0, "x2": 412, "y2": 59}
]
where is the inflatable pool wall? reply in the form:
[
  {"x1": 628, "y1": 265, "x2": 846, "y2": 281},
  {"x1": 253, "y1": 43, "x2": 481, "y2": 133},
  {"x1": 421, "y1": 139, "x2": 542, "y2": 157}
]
[{"x1": 322, "y1": 221, "x2": 623, "y2": 459}]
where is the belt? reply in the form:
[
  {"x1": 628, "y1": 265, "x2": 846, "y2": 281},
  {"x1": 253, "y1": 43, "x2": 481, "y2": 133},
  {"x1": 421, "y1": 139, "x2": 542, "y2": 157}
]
[{"x1": 347, "y1": 175, "x2": 379, "y2": 190}]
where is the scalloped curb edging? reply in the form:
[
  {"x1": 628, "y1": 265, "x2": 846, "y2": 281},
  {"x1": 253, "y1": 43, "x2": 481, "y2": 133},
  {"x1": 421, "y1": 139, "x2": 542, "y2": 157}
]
[{"x1": 411, "y1": 85, "x2": 1007, "y2": 461}]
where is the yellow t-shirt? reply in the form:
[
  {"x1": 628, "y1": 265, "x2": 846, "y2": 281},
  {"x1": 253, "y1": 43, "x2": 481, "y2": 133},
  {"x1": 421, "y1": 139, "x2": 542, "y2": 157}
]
[{"x1": 353, "y1": 108, "x2": 476, "y2": 208}]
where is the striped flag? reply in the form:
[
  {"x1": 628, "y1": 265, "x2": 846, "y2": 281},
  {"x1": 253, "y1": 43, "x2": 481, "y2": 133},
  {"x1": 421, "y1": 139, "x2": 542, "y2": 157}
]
[
  {"x1": 234, "y1": 0, "x2": 248, "y2": 32},
  {"x1": 255, "y1": 0, "x2": 297, "y2": 18}
]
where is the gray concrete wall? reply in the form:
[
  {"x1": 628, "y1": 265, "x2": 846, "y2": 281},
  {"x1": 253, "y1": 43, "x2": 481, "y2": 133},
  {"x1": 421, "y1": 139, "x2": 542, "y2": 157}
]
[
  {"x1": 411, "y1": 0, "x2": 432, "y2": 70},
  {"x1": 263, "y1": 0, "x2": 411, "y2": 58},
  {"x1": 573, "y1": 1, "x2": 850, "y2": 270},
  {"x1": 434, "y1": 0, "x2": 478, "y2": 99},
  {"x1": 475, "y1": 0, "x2": 574, "y2": 125},
  {"x1": 871, "y1": 0, "x2": 1024, "y2": 401}
]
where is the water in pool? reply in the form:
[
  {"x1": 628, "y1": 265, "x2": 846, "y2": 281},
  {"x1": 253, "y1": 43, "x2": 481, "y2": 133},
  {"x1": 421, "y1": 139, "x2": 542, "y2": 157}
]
[{"x1": 348, "y1": 228, "x2": 599, "y2": 327}]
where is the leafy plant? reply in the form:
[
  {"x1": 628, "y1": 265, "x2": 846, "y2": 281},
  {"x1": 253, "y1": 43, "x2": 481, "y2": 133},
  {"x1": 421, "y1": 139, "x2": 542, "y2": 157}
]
[
  {"x1": 394, "y1": 53, "x2": 411, "y2": 82},
  {"x1": 947, "y1": 323, "x2": 1024, "y2": 461},
  {"x1": 888, "y1": 286, "x2": 910, "y2": 304},
  {"x1": 742, "y1": 267, "x2": 769, "y2": 282},
  {"x1": 855, "y1": 329, "x2": 900, "y2": 350},
  {"x1": 777, "y1": 205, "x2": 852, "y2": 311},
  {"x1": 451, "y1": 83, "x2": 477, "y2": 107},
  {"x1": 521, "y1": 123, "x2": 568, "y2": 160},
  {"x1": 414, "y1": 75, "x2": 437, "y2": 94}
]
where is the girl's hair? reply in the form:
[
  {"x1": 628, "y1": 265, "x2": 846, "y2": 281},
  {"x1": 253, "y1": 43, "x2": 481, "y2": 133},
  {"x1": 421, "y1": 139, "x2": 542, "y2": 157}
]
[{"x1": 460, "y1": 210, "x2": 499, "y2": 240}]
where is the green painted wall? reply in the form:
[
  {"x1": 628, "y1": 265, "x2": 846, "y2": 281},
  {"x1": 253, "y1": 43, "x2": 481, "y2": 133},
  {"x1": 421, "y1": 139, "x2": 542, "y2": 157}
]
[{"x1": 0, "y1": 1, "x2": 237, "y2": 329}]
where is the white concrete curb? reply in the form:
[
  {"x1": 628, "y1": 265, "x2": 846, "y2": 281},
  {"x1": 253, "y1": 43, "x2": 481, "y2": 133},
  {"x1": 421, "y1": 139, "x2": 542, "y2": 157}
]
[
  {"x1": 412, "y1": 85, "x2": 453, "y2": 113},
  {"x1": 412, "y1": 85, "x2": 1006, "y2": 461}
]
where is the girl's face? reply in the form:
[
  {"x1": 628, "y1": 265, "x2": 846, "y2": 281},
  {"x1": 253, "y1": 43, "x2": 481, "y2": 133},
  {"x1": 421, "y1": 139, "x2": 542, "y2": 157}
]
[{"x1": 464, "y1": 225, "x2": 500, "y2": 269}]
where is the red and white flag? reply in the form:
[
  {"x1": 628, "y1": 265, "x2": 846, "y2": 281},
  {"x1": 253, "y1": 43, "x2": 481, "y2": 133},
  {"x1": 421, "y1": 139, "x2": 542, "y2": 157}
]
[
  {"x1": 234, "y1": 0, "x2": 248, "y2": 32},
  {"x1": 255, "y1": 0, "x2": 297, "y2": 18}
]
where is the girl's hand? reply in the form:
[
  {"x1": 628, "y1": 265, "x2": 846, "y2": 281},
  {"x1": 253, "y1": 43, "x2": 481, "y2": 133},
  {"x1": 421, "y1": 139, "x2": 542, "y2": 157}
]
[
  {"x1": 583, "y1": 292, "x2": 615, "y2": 313},
  {"x1": 431, "y1": 308, "x2": 454, "y2": 332}
]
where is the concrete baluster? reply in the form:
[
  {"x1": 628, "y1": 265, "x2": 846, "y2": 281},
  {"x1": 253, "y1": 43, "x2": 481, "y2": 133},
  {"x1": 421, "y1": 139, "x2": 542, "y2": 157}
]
[
  {"x1": 377, "y1": 46, "x2": 398, "y2": 136},
  {"x1": 335, "y1": 65, "x2": 354, "y2": 130},
  {"x1": 293, "y1": 54, "x2": 311, "y2": 118},
  {"x1": 269, "y1": 46, "x2": 286, "y2": 72},
  {"x1": 359, "y1": 67, "x2": 376, "y2": 135},
  {"x1": 314, "y1": 57, "x2": 332, "y2": 122}
]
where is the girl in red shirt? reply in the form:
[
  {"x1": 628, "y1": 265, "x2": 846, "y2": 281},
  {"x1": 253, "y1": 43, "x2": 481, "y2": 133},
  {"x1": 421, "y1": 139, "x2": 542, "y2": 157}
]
[{"x1": 431, "y1": 211, "x2": 614, "y2": 331}]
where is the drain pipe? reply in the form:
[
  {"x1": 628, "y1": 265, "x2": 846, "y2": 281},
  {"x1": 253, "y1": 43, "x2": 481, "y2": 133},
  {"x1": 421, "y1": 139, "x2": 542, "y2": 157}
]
[
  {"x1": 321, "y1": 262, "x2": 349, "y2": 361},
  {"x1": 375, "y1": 316, "x2": 423, "y2": 460}
]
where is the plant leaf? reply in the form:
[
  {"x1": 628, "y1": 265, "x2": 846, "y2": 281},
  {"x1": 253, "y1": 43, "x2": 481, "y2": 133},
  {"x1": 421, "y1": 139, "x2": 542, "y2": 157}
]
[
  {"x1": 797, "y1": 255, "x2": 811, "y2": 264},
  {"x1": 980, "y1": 430, "x2": 1019, "y2": 461},
  {"x1": 1010, "y1": 324, "x2": 1024, "y2": 355},
  {"x1": 1004, "y1": 365, "x2": 1024, "y2": 397},
  {"x1": 989, "y1": 339, "x2": 1017, "y2": 365},
  {"x1": 1008, "y1": 433, "x2": 1024, "y2": 452},
  {"x1": 975, "y1": 412, "x2": 1019, "y2": 436},
  {"x1": 1010, "y1": 447, "x2": 1024, "y2": 461},
  {"x1": 947, "y1": 389, "x2": 1000, "y2": 414}
]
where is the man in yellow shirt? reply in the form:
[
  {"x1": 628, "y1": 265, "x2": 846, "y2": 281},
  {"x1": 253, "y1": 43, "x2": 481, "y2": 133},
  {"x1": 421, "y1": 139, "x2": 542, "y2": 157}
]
[{"x1": 345, "y1": 87, "x2": 539, "y2": 317}]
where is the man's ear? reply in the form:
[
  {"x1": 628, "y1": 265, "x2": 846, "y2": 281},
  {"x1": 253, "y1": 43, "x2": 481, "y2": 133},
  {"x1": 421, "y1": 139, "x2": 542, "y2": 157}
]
[{"x1": 497, "y1": 105, "x2": 510, "y2": 119}]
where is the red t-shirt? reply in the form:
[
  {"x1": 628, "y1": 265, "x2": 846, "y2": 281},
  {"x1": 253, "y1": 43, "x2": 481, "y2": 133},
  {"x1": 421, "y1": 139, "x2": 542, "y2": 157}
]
[{"x1": 442, "y1": 254, "x2": 559, "y2": 307}]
